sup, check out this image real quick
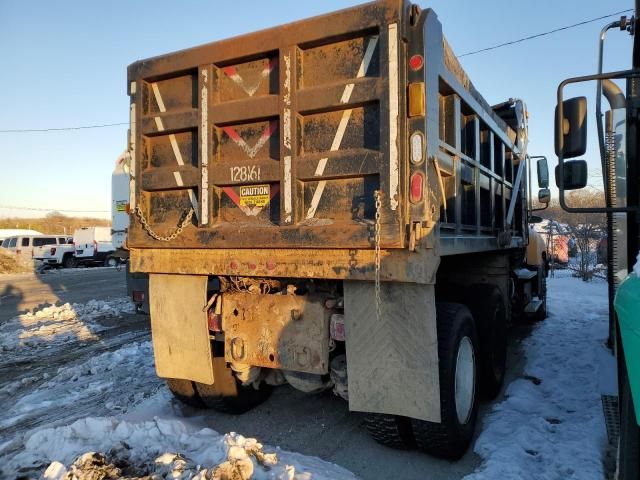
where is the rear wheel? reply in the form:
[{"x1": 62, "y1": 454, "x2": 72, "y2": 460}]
[
  {"x1": 166, "y1": 378, "x2": 204, "y2": 408},
  {"x1": 105, "y1": 256, "x2": 119, "y2": 267},
  {"x1": 364, "y1": 414, "x2": 415, "y2": 449},
  {"x1": 468, "y1": 285, "x2": 507, "y2": 399},
  {"x1": 535, "y1": 270, "x2": 548, "y2": 321},
  {"x1": 618, "y1": 352, "x2": 640, "y2": 479},
  {"x1": 194, "y1": 345, "x2": 271, "y2": 414},
  {"x1": 62, "y1": 254, "x2": 77, "y2": 269},
  {"x1": 411, "y1": 303, "x2": 479, "y2": 459}
]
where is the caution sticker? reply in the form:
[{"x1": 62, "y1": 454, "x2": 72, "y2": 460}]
[
  {"x1": 239, "y1": 184, "x2": 270, "y2": 208},
  {"x1": 115, "y1": 200, "x2": 128, "y2": 212}
]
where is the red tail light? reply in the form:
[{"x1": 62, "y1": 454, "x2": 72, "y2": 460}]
[
  {"x1": 93, "y1": 240, "x2": 98, "y2": 253},
  {"x1": 132, "y1": 290, "x2": 145, "y2": 303},
  {"x1": 208, "y1": 310, "x2": 222, "y2": 332},
  {"x1": 410, "y1": 172, "x2": 424, "y2": 203}
]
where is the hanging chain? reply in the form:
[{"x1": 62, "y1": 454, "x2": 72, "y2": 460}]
[
  {"x1": 134, "y1": 205, "x2": 194, "y2": 242},
  {"x1": 374, "y1": 190, "x2": 382, "y2": 322}
]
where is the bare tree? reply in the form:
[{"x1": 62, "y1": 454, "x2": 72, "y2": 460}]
[{"x1": 543, "y1": 189, "x2": 606, "y2": 281}]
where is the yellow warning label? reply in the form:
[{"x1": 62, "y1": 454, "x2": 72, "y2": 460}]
[
  {"x1": 239, "y1": 184, "x2": 270, "y2": 207},
  {"x1": 115, "y1": 200, "x2": 128, "y2": 212}
]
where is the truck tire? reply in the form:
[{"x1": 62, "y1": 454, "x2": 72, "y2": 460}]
[
  {"x1": 468, "y1": 285, "x2": 507, "y2": 399},
  {"x1": 166, "y1": 378, "x2": 204, "y2": 408},
  {"x1": 535, "y1": 269, "x2": 548, "y2": 321},
  {"x1": 411, "y1": 303, "x2": 479, "y2": 459},
  {"x1": 194, "y1": 349, "x2": 271, "y2": 414},
  {"x1": 619, "y1": 354, "x2": 640, "y2": 480},
  {"x1": 105, "y1": 256, "x2": 119, "y2": 267},
  {"x1": 62, "y1": 254, "x2": 77, "y2": 269},
  {"x1": 364, "y1": 414, "x2": 415, "y2": 449}
]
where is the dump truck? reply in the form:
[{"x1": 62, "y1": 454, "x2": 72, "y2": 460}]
[
  {"x1": 126, "y1": 0, "x2": 549, "y2": 458},
  {"x1": 553, "y1": 5, "x2": 639, "y2": 477}
]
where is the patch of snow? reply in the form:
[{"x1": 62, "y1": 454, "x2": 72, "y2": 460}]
[
  {"x1": 10, "y1": 417, "x2": 356, "y2": 479},
  {"x1": 465, "y1": 270, "x2": 611, "y2": 479},
  {"x1": 0, "y1": 339, "x2": 161, "y2": 477},
  {"x1": 0, "y1": 297, "x2": 135, "y2": 356}
]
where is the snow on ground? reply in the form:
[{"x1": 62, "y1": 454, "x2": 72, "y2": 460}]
[
  {"x1": 0, "y1": 297, "x2": 135, "y2": 361},
  {"x1": 1, "y1": 273, "x2": 613, "y2": 479},
  {"x1": 465, "y1": 270, "x2": 612, "y2": 480},
  {"x1": 21, "y1": 417, "x2": 356, "y2": 479}
]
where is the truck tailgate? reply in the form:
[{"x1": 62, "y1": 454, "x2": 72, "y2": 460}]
[{"x1": 128, "y1": 0, "x2": 406, "y2": 250}]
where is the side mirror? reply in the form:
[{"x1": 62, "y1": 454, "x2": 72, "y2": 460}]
[
  {"x1": 538, "y1": 188, "x2": 551, "y2": 204},
  {"x1": 528, "y1": 215, "x2": 543, "y2": 224},
  {"x1": 536, "y1": 158, "x2": 549, "y2": 188},
  {"x1": 555, "y1": 96, "x2": 587, "y2": 159},
  {"x1": 555, "y1": 160, "x2": 588, "y2": 190}
]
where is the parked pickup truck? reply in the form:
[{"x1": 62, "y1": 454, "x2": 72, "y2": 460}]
[
  {"x1": 32, "y1": 236, "x2": 74, "y2": 267},
  {"x1": 35, "y1": 243, "x2": 76, "y2": 268}
]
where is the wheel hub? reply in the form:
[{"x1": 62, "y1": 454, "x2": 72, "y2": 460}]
[{"x1": 455, "y1": 336, "x2": 475, "y2": 424}]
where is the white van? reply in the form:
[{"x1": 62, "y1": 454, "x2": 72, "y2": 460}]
[
  {"x1": 73, "y1": 227, "x2": 116, "y2": 265},
  {"x1": 1, "y1": 234, "x2": 70, "y2": 258}
]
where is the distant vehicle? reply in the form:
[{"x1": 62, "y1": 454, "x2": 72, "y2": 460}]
[
  {"x1": 1, "y1": 234, "x2": 70, "y2": 259},
  {"x1": 73, "y1": 227, "x2": 117, "y2": 266},
  {"x1": 0, "y1": 229, "x2": 42, "y2": 242},
  {"x1": 111, "y1": 151, "x2": 130, "y2": 256},
  {"x1": 35, "y1": 242, "x2": 76, "y2": 268},
  {"x1": 32, "y1": 236, "x2": 72, "y2": 260},
  {"x1": 112, "y1": 151, "x2": 149, "y2": 313},
  {"x1": 549, "y1": 235, "x2": 569, "y2": 265}
]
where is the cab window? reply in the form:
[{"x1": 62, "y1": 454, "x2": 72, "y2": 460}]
[
  {"x1": 21, "y1": 238, "x2": 29, "y2": 247},
  {"x1": 9, "y1": 238, "x2": 17, "y2": 248},
  {"x1": 33, "y1": 237, "x2": 57, "y2": 247}
]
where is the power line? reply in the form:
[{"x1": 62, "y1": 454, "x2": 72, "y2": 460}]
[
  {"x1": 459, "y1": 9, "x2": 634, "y2": 57},
  {"x1": 0, "y1": 122, "x2": 128, "y2": 133},
  {"x1": 0, "y1": 205, "x2": 109, "y2": 213}
]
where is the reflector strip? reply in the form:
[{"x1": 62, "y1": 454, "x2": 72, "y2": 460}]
[
  {"x1": 388, "y1": 23, "x2": 399, "y2": 211},
  {"x1": 222, "y1": 57, "x2": 277, "y2": 97},
  {"x1": 305, "y1": 35, "x2": 379, "y2": 219},
  {"x1": 222, "y1": 120, "x2": 278, "y2": 159},
  {"x1": 129, "y1": 100, "x2": 136, "y2": 210},
  {"x1": 151, "y1": 82, "x2": 199, "y2": 220},
  {"x1": 201, "y1": 68, "x2": 209, "y2": 225}
]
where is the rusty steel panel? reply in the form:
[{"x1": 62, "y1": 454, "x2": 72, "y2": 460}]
[
  {"x1": 127, "y1": 0, "x2": 406, "y2": 250},
  {"x1": 130, "y1": 241, "x2": 440, "y2": 284},
  {"x1": 222, "y1": 293, "x2": 329, "y2": 374}
]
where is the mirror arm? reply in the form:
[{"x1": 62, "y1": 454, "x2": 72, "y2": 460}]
[
  {"x1": 557, "y1": 69, "x2": 640, "y2": 214},
  {"x1": 531, "y1": 204, "x2": 549, "y2": 213}
]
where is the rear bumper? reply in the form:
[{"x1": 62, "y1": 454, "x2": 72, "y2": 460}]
[{"x1": 129, "y1": 247, "x2": 440, "y2": 285}]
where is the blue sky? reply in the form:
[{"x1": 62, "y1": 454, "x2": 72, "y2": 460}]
[{"x1": 0, "y1": 0, "x2": 634, "y2": 219}]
